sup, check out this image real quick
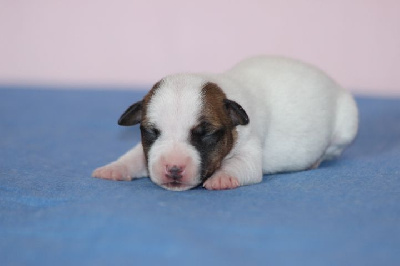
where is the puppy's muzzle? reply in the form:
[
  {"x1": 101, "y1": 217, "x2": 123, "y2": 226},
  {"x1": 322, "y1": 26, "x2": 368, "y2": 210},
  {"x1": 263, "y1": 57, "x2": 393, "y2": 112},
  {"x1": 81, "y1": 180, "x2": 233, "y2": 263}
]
[{"x1": 149, "y1": 142, "x2": 201, "y2": 191}]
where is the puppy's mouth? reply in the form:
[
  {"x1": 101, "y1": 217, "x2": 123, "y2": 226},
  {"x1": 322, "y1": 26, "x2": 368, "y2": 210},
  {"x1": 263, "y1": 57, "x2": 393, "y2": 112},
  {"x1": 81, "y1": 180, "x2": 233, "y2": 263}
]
[{"x1": 160, "y1": 181, "x2": 198, "y2": 191}]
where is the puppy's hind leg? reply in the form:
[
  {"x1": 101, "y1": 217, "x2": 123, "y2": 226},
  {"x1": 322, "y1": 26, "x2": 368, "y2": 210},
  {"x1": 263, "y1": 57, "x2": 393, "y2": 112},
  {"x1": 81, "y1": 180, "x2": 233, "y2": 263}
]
[
  {"x1": 203, "y1": 138, "x2": 263, "y2": 190},
  {"x1": 92, "y1": 142, "x2": 148, "y2": 181},
  {"x1": 320, "y1": 92, "x2": 358, "y2": 163}
]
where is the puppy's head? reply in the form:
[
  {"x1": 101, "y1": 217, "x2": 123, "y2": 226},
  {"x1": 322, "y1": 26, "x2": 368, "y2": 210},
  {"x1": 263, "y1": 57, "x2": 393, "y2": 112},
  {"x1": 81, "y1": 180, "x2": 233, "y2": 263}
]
[{"x1": 118, "y1": 75, "x2": 249, "y2": 191}]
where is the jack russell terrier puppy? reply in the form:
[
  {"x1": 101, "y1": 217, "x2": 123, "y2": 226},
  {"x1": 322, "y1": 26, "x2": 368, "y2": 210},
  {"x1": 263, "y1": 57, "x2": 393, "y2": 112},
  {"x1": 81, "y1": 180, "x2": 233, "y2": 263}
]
[{"x1": 92, "y1": 56, "x2": 358, "y2": 191}]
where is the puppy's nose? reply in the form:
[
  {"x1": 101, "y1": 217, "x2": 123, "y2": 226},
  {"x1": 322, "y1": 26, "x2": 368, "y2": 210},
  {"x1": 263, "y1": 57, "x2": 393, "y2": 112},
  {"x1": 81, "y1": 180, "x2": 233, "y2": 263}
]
[{"x1": 166, "y1": 165, "x2": 185, "y2": 180}]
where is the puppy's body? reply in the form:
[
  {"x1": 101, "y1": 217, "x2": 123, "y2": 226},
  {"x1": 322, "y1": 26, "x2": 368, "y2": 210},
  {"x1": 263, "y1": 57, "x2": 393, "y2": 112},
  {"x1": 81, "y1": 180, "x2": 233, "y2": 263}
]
[{"x1": 93, "y1": 56, "x2": 358, "y2": 191}]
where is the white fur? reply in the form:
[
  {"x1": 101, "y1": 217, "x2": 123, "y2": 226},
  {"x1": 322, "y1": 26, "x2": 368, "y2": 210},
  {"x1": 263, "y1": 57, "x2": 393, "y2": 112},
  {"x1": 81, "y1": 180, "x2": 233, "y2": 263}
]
[
  {"x1": 93, "y1": 56, "x2": 358, "y2": 191},
  {"x1": 221, "y1": 56, "x2": 358, "y2": 174}
]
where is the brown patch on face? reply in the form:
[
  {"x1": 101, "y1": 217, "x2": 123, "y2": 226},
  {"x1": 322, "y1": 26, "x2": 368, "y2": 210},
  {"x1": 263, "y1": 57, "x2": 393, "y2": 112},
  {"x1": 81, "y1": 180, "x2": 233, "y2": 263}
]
[
  {"x1": 190, "y1": 82, "x2": 238, "y2": 180},
  {"x1": 141, "y1": 80, "x2": 163, "y2": 124}
]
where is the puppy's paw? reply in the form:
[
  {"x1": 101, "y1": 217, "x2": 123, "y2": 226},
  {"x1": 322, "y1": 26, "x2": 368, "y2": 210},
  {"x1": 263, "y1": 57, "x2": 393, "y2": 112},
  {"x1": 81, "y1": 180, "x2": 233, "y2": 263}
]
[
  {"x1": 92, "y1": 162, "x2": 132, "y2": 181},
  {"x1": 203, "y1": 173, "x2": 240, "y2": 190}
]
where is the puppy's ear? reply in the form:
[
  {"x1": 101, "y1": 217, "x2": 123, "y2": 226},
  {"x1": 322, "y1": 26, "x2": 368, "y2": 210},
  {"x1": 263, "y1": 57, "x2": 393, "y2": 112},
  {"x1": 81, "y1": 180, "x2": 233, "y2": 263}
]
[
  {"x1": 224, "y1": 99, "x2": 249, "y2": 126},
  {"x1": 118, "y1": 101, "x2": 143, "y2": 126}
]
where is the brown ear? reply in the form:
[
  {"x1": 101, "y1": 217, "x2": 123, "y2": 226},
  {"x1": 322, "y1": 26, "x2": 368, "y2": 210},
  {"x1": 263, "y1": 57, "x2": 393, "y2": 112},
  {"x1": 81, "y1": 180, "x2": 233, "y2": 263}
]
[
  {"x1": 118, "y1": 101, "x2": 143, "y2": 126},
  {"x1": 223, "y1": 99, "x2": 249, "y2": 126}
]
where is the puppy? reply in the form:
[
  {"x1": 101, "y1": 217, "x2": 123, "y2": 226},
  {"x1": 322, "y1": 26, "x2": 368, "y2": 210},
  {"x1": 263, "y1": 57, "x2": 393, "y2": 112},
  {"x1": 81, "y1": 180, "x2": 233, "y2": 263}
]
[{"x1": 92, "y1": 56, "x2": 358, "y2": 191}]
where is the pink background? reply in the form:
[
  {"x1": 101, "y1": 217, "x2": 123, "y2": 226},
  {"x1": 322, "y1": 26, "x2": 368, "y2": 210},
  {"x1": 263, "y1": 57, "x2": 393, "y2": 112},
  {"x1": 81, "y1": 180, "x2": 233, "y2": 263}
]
[{"x1": 1, "y1": 0, "x2": 399, "y2": 95}]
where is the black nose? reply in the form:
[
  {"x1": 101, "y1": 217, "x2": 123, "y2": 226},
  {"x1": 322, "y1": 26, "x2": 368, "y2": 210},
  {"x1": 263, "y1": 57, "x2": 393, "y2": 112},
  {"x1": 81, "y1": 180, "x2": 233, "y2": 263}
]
[{"x1": 167, "y1": 166, "x2": 183, "y2": 180}]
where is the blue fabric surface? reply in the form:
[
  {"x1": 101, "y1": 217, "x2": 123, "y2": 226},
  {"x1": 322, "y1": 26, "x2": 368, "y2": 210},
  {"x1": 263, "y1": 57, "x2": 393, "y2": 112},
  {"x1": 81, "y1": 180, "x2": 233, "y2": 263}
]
[{"x1": 0, "y1": 87, "x2": 399, "y2": 265}]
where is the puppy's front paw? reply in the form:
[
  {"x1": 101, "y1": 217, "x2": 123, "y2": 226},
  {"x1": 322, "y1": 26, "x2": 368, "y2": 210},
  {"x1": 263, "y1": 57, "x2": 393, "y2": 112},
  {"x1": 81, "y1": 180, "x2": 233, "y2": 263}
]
[
  {"x1": 203, "y1": 173, "x2": 240, "y2": 190},
  {"x1": 92, "y1": 162, "x2": 132, "y2": 181}
]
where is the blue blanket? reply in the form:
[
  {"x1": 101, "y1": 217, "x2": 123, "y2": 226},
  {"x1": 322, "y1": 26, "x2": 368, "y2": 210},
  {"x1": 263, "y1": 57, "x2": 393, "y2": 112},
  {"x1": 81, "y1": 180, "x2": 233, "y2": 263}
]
[{"x1": 1, "y1": 87, "x2": 399, "y2": 265}]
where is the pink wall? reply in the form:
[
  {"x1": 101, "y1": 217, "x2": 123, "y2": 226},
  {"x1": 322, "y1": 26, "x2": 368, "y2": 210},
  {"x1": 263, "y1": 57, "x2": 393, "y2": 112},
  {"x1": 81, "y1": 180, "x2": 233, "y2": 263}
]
[{"x1": 1, "y1": 0, "x2": 399, "y2": 95}]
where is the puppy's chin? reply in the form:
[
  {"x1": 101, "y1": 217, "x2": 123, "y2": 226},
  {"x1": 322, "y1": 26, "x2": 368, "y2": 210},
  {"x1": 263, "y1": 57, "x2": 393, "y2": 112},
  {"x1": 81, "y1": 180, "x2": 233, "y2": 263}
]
[
  {"x1": 149, "y1": 168, "x2": 201, "y2": 191},
  {"x1": 159, "y1": 181, "x2": 200, "y2": 191}
]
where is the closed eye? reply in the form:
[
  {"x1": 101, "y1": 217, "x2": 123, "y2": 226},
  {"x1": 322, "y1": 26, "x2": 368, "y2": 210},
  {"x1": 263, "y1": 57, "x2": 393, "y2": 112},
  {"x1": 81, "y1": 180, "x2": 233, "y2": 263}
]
[
  {"x1": 202, "y1": 128, "x2": 224, "y2": 140},
  {"x1": 140, "y1": 125, "x2": 160, "y2": 140},
  {"x1": 191, "y1": 122, "x2": 224, "y2": 145},
  {"x1": 191, "y1": 121, "x2": 214, "y2": 137},
  {"x1": 203, "y1": 129, "x2": 220, "y2": 137}
]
